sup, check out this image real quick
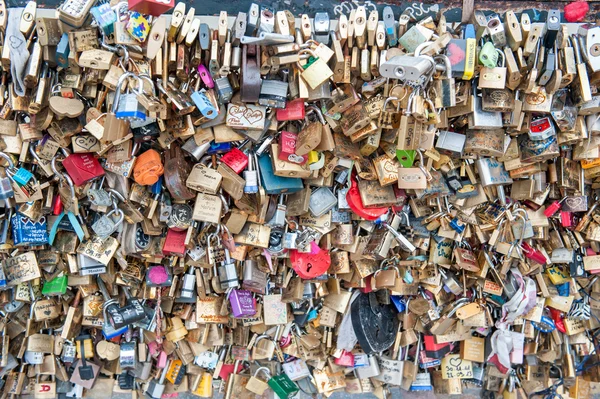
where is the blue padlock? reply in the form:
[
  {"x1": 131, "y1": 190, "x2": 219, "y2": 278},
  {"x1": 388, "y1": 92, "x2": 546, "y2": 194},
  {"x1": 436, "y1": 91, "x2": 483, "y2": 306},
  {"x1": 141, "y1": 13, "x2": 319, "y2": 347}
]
[
  {"x1": 258, "y1": 153, "x2": 303, "y2": 194},
  {"x1": 12, "y1": 167, "x2": 33, "y2": 186},
  {"x1": 191, "y1": 89, "x2": 218, "y2": 120},
  {"x1": 56, "y1": 33, "x2": 70, "y2": 69},
  {"x1": 90, "y1": 3, "x2": 116, "y2": 36},
  {"x1": 11, "y1": 213, "x2": 48, "y2": 246},
  {"x1": 208, "y1": 141, "x2": 231, "y2": 155},
  {"x1": 449, "y1": 217, "x2": 465, "y2": 234}
]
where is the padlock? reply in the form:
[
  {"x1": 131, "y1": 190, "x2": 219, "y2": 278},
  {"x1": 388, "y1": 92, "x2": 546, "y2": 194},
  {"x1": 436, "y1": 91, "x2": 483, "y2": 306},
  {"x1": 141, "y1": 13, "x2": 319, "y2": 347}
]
[
  {"x1": 146, "y1": 360, "x2": 171, "y2": 398},
  {"x1": 229, "y1": 289, "x2": 256, "y2": 317},
  {"x1": 378, "y1": 96, "x2": 401, "y2": 129},
  {"x1": 479, "y1": 49, "x2": 507, "y2": 89},
  {"x1": 60, "y1": 151, "x2": 105, "y2": 187},
  {"x1": 91, "y1": 208, "x2": 124, "y2": 239},
  {"x1": 296, "y1": 49, "x2": 333, "y2": 89},
  {"x1": 191, "y1": 89, "x2": 219, "y2": 120}
]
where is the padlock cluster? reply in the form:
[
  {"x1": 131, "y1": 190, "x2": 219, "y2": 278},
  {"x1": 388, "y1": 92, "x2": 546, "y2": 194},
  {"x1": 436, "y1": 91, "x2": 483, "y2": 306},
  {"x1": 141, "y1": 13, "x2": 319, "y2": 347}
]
[{"x1": 0, "y1": 1, "x2": 600, "y2": 398}]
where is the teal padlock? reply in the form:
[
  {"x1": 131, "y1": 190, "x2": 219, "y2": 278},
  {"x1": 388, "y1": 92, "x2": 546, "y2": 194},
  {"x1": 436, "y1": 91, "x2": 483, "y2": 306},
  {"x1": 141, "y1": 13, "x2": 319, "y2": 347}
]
[
  {"x1": 267, "y1": 373, "x2": 299, "y2": 399},
  {"x1": 41, "y1": 275, "x2": 68, "y2": 296},
  {"x1": 479, "y1": 41, "x2": 498, "y2": 68},
  {"x1": 12, "y1": 167, "x2": 33, "y2": 186},
  {"x1": 396, "y1": 150, "x2": 416, "y2": 168}
]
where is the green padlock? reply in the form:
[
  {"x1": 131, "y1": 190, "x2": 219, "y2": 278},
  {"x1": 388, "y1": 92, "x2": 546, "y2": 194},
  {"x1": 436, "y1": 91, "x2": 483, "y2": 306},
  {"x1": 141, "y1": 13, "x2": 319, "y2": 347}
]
[
  {"x1": 396, "y1": 150, "x2": 416, "y2": 168},
  {"x1": 267, "y1": 373, "x2": 299, "y2": 399},
  {"x1": 479, "y1": 40, "x2": 498, "y2": 68},
  {"x1": 41, "y1": 275, "x2": 68, "y2": 296}
]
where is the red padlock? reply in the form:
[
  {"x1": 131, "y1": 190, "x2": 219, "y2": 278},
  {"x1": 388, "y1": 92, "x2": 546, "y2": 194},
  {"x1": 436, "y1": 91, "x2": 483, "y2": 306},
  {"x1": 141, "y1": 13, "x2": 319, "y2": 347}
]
[
  {"x1": 128, "y1": 0, "x2": 174, "y2": 17},
  {"x1": 361, "y1": 275, "x2": 373, "y2": 293},
  {"x1": 52, "y1": 193, "x2": 63, "y2": 215},
  {"x1": 219, "y1": 360, "x2": 244, "y2": 381},
  {"x1": 560, "y1": 211, "x2": 573, "y2": 228},
  {"x1": 521, "y1": 242, "x2": 547, "y2": 265},
  {"x1": 423, "y1": 335, "x2": 451, "y2": 358},
  {"x1": 346, "y1": 171, "x2": 388, "y2": 221},
  {"x1": 289, "y1": 244, "x2": 331, "y2": 279},
  {"x1": 548, "y1": 308, "x2": 566, "y2": 333},
  {"x1": 163, "y1": 229, "x2": 186, "y2": 256},
  {"x1": 276, "y1": 98, "x2": 306, "y2": 121},
  {"x1": 220, "y1": 148, "x2": 249, "y2": 174},
  {"x1": 62, "y1": 153, "x2": 105, "y2": 186},
  {"x1": 279, "y1": 131, "x2": 307, "y2": 165}
]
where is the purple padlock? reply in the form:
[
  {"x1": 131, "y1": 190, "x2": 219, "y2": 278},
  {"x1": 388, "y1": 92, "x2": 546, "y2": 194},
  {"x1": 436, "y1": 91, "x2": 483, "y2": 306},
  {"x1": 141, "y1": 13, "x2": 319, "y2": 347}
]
[{"x1": 229, "y1": 289, "x2": 257, "y2": 318}]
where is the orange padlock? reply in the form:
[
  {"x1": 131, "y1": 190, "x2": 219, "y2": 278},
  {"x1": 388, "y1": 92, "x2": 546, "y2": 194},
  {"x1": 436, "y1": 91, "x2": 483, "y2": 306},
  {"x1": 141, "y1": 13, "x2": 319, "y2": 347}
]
[{"x1": 133, "y1": 149, "x2": 164, "y2": 185}]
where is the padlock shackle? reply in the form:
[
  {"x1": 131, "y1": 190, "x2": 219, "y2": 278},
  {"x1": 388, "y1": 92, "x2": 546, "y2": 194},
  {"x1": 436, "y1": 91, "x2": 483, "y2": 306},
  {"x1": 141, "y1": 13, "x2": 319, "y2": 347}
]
[
  {"x1": 253, "y1": 366, "x2": 271, "y2": 379},
  {"x1": 107, "y1": 188, "x2": 126, "y2": 203},
  {"x1": 433, "y1": 54, "x2": 452, "y2": 79},
  {"x1": 413, "y1": 41, "x2": 433, "y2": 57},
  {"x1": 112, "y1": 72, "x2": 144, "y2": 114},
  {"x1": 96, "y1": 276, "x2": 113, "y2": 302},
  {"x1": 446, "y1": 298, "x2": 471, "y2": 317},
  {"x1": 0, "y1": 152, "x2": 14, "y2": 170},
  {"x1": 306, "y1": 104, "x2": 325, "y2": 125},
  {"x1": 51, "y1": 156, "x2": 76, "y2": 199},
  {"x1": 382, "y1": 96, "x2": 400, "y2": 112},
  {"x1": 138, "y1": 74, "x2": 158, "y2": 96}
]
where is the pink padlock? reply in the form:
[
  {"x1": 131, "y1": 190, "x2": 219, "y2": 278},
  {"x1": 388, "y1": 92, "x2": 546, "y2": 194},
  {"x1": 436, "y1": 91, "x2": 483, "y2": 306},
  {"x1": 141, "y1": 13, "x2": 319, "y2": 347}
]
[
  {"x1": 156, "y1": 350, "x2": 168, "y2": 368},
  {"x1": 279, "y1": 131, "x2": 307, "y2": 165},
  {"x1": 334, "y1": 350, "x2": 354, "y2": 367},
  {"x1": 198, "y1": 64, "x2": 214, "y2": 89},
  {"x1": 560, "y1": 210, "x2": 573, "y2": 228}
]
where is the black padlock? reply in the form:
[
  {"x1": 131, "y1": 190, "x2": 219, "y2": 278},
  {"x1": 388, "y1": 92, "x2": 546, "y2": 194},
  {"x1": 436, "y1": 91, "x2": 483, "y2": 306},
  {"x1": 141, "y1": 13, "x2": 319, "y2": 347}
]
[
  {"x1": 76, "y1": 335, "x2": 95, "y2": 380},
  {"x1": 570, "y1": 249, "x2": 585, "y2": 277},
  {"x1": 351, "y1": 292, "x2": 399, "y2": 354},
  {"x1": 97, "y1": 278, "x2": 147, "y2": 329},
  {"x1": 118, "y1": 372, "x2": 135, "y2": 390}
]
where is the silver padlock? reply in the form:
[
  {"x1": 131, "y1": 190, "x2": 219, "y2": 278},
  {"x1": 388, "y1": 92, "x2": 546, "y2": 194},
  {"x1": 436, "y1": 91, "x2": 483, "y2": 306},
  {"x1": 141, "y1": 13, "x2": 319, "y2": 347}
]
[
  {"x1": 215, "y1": 77, "x2": 234, "y2": 104},
  {"x1": 78, "y1": 253, "x2": 107, "y2": 276},
  {"x1": 146, "y1": 361, "x2": 170, "y2": 399},
  {"x1": 336, "y1": 185, "x2": 350, "y2": 210},
  {"x1": 469, "y1": 83, "x2": 503, "y2": 129},
  {"x1": 269, "y1": 195, "x2": 287, "y2": 228},
  {"x1": 331, "y1": 208, "x2": 351, "y2": 224},
  {"x1": 182, "y1": 137, "x2": 211, "y2": 161},
  {"x1": 511, "y1": 209, "x2": 534, "y2": 240},
  {"x1": 355, "y1": 354, "x2": 381, "y2": 379},
  {"x1": 177, "y1": 266, "x2": 197, "y2": 303},
  {"x1": 218, "y1": 251, "x2": 239, "y2": 290},
  {"x1": 88, "y1": 188, "x2": 113, "y2": 207},
  {"x1": 436, "y1": 131, "x2": 466, "y2": 157},
  {"x1": 308, "y1": 187, "x2": 337, "y2": 217},
  {"x1": 282, "y1": 229, "x2": 298, "y2": 249},
  {"x1": 268, "y1": 227, "x2": 285, "y2": 256},
  {"x1": 92, "y1": 208, "x2": 124, "y2": 239},
  {"x1": 119, "y1": 341, "x2": 137, "y2": 370}
]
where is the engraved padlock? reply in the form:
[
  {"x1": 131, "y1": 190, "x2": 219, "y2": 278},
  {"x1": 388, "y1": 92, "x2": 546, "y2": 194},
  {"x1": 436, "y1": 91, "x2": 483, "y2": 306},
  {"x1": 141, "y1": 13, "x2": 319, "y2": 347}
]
[{"x1": 92, "y1": 207, "x2": 124, "y2": 239}]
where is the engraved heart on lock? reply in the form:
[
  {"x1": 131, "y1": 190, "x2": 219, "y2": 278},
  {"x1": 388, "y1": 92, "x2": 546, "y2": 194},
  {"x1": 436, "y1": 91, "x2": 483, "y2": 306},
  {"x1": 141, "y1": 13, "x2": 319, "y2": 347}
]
[{"x1": 92, "y1": 208, "x2": 124, "y2": 239}]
